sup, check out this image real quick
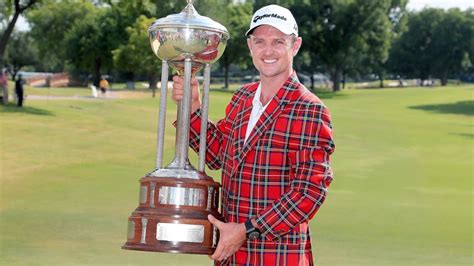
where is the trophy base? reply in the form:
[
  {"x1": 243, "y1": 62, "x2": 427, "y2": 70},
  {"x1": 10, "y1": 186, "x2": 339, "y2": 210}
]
[
  {"x1": 123, "y1": 175, "x2": 222, "y2": 255},
  {"x1": 123, "y1": 240, "x2": 216, "y2": 255}
]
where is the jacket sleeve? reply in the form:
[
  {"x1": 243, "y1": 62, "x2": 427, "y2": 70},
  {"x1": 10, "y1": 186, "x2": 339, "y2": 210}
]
[{"x1": 255, "y1": 103, "x2": 335, "y2": 241}]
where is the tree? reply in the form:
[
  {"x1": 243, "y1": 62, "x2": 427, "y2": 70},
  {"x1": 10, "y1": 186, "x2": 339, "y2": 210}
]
[
  {"x1": 107, "y1": 0, "x2": 184, "y2": 90},
  {"x1": 253, "y1": 0, "x2": 297, "y2": 10},
  {"x1": 28, "y1": 0, "x2": 156, "y2": 83},
  {"x1": 362, "y1": 0, "x2": 408, "y2": 88},
  {"x1": 3, "y1": 31, "x2": 39, "y2": 80},
  {"x1": 220, "y1": 2, "x2": 253, "y2": 89},
  {"x1": 388, "y1": 9, "x2": 445, "y2": 84},
  {"x1": 463, "y1": 9, "x2": 474, "y2": 81},
  {"x1": 0, "y1": 0, "x2": 38, "y2": 65},
  {"x1": 113, "y1": 15, "x2": 160, "y2": 94},
  {"x1": 27, "y1": 1, "x2": 94, "y2": 72},
  {"x1": 296, "y1": 0, "x2": 407, "y2": 91},
  {"x1": 291, "y1": 1, "x2": 324, "y2": 90},
  {"x1": 63, "y1": 0, "x2": 157, "y2": 86},
  {"x1": 63, "y1": 8, "x2": 112, "y2": 86},
  {"x1": 431, "y1": 8, "x2": 473, "y2": 85},
  {"x1": 388, "y1": 8, "x2": 473, "y2": 85}
]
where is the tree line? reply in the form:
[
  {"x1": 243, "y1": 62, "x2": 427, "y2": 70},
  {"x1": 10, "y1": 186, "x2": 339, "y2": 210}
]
[{"x1": 1, "y1": 0, "x2": 473, "y2": 91}]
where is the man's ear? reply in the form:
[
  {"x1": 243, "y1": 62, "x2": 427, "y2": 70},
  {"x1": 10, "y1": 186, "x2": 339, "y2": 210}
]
[
  {"x1": 247, "y1": 38, "x2": 252, "y2": 55},
  {"x1": 293, "y1": 37, "x2": 302, "y2": 56}
]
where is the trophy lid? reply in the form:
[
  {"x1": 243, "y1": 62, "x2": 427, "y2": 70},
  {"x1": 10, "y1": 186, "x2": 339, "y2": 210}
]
[{"x1": 148, "y1": 0, "x2": 229, "y2": 37}]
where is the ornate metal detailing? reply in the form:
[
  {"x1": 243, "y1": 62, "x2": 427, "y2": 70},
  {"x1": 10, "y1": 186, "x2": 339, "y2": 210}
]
[
  {"x1": 206, "y1": 186, "x2": 214, "y2": 210},
  {"x1": 150, "y1": 182, "x2": 156, "y2": 207},
  {"x1": 140, "y1": 218, "x2": 148, "y2": 244}
]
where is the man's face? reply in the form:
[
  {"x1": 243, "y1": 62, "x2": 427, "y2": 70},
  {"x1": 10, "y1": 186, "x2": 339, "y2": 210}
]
[{"x1": 247, "y1": 25, "x2": 302, "y2": 80}]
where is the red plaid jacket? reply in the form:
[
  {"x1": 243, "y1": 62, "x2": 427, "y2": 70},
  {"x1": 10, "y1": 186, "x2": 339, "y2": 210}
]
[{"x1": 188, "y1": 72, "x2": 335, "y2": 265}]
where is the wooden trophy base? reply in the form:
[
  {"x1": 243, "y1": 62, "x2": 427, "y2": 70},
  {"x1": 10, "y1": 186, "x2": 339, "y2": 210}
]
[{"x1": 123, "y1": 174, "x2": 222, "y2": 255}]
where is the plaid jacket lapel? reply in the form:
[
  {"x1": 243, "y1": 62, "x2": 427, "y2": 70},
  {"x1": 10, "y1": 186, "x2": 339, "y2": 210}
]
[
  {"x1": 233, "y1": 91, "x2": 254, "y2": 161},
  {"x1": 232, "y1": 72, "x2": 300, "y2": 175}
]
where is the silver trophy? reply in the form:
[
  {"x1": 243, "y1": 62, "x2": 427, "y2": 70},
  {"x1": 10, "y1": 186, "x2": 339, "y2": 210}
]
[{"x1": 123, "y1": 0, "x2": 229, "y2": 254}]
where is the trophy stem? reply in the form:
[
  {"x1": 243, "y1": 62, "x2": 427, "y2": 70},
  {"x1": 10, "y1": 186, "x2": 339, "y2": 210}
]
[
  {"x1": 177, "y1": 58, "x2": 193, "y2": 169},
  {"x1": 156, "y1": 61, "x2": 169, "y2": 169},
  {"x1": 198, "y1": 64, "x2": 211, "y2": 172}
]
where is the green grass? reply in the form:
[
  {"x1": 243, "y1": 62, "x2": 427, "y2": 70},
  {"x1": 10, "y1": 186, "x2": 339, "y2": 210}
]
[
  {"x1": 26, "y1": 86, "x2": 92, "y2": 97},
  {"x1": 316, "y1": 86, "x2": 473, "y2": 265},
  {"x1": 4, "y1": 81, "x2": 92, "y2": 97},
  {"x1": 1, "y1": 85, "x2": 472, "y2": 265}
]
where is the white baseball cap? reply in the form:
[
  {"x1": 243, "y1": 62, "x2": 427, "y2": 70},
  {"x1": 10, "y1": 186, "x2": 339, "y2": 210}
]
[{"x1": 246, "y1": 5, "x2": 298, "y2": 36}]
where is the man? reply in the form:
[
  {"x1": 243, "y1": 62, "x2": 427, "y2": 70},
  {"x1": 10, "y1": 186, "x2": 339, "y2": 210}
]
[
  {"x1": 173, "y1": 5, "x2": 335, "y2": 265},
  {"x1": 15, "y1": 74, "x2": 24, "y2": 107},
  {"x1": 99, "y1": 76, "x2": 109, "y2": 94},
  {"x1": 1, "y1": 68, "x2": 8, "y2": 105}
]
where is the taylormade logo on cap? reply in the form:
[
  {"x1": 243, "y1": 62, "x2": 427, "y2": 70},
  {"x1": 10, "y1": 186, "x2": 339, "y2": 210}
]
[
  {"x1": 253, "y1": 13, "x2": 287, "y2": 23},
  {"x1": 246, "y1": 5, "x2": 298, "y2": 36}
]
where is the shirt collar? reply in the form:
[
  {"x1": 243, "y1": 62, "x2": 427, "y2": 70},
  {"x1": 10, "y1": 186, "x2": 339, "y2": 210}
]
[
  {"x1": 253, "y1": 83, "x2": 271, "y2": 109},
  {"x1": 253, "y1": 83, "x2": 262, "y2": 105}
]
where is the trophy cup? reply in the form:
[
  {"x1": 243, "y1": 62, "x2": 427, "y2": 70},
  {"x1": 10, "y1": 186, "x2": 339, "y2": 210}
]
[{"x1": 122, "y1": 0, "x2": 229, "y2": 255}]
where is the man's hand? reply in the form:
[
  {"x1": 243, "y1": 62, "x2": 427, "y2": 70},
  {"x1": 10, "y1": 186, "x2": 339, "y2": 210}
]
[
  {"x1": 208, "y1": 214, "x2": 246, "y2": 261},
  {"x1": 171, "y1": 75, "x2": 201, "y2": 113}
]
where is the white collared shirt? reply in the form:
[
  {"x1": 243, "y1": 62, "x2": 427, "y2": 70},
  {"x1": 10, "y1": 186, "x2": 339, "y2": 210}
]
[{"x1": 244, "y1": 83, "x2": 271, "y2": 144}]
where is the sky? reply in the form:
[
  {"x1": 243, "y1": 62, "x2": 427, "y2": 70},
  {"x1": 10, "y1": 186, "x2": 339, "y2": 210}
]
[
  {"x1": 14, "y1": 0, "x2": 474, "y2": 32},
  {"x1": 406, "y1": 0, "x2": 474, "y2": 11}
]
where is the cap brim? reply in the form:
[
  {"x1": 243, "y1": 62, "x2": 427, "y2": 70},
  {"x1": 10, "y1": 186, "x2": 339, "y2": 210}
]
[
  {"x1": 245, "y1": 23, "x2": 296, "y2": 36},
  {"x1": 245, "y1": 27, "x2": 255, "y2": 36}
]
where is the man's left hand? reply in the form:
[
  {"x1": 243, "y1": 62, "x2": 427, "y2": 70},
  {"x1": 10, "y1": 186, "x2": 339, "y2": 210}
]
[{"x1": 208, "y1": 214, "x2": 246, "y2": 261}]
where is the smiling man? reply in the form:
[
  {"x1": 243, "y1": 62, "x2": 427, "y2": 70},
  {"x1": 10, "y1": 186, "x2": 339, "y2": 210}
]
[{"x1": 172, "y1": 5, "x2": 335, "y2": 265}]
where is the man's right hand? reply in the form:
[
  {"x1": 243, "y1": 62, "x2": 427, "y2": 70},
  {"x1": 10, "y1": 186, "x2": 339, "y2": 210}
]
[{"x1": 172, "y1": 76, "x2": 201, "y2": 113}]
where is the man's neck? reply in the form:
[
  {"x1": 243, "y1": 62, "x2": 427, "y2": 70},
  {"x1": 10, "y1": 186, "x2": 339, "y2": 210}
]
[{"x1": 258, "y1": 70, "x2": 292, "y2": 105}]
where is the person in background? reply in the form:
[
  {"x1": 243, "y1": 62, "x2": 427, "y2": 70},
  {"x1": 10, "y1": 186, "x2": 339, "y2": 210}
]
[
  {"x1": 15, "y1": 74, "x2": 24, "y2": 107},
  {"x1": 172, "y1": 5, "x2": 335, "y2": 265},
  {"x1": 99, "y1": 76, "x2": 109, "y2": 94},
  {"x1": 1, "y1": 68, "x2": 8, "y2": 105}
]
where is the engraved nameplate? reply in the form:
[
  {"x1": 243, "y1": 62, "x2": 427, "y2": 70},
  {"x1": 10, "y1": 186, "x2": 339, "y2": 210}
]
[
  {"x1": 158, "y1": 186, "x2": 205, "y2": 207},
  {"x1": 139, "y1": 186, "x2": 147, "y2": 204},
  {"x1": 127, "y1": 221, "x2": 135, "y2": 240},
  {"x1": 156, "y1": 223, "x2": 204, "y2": 243}
]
